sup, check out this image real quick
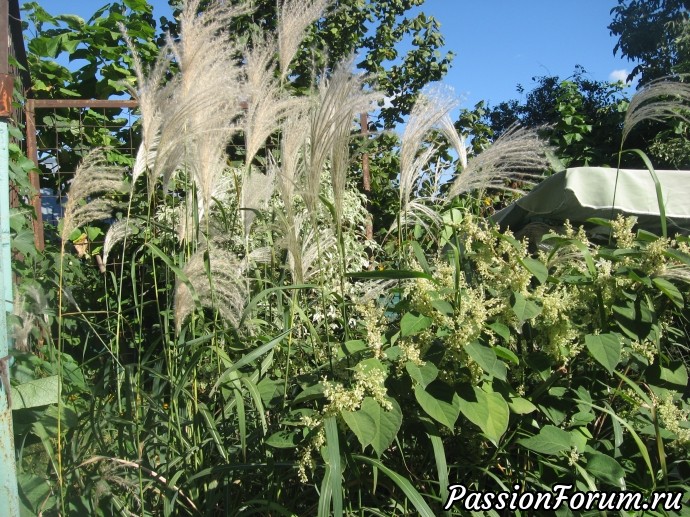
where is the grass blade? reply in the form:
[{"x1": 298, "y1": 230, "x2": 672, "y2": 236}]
[{"x1": 354, "y1": 455, "x2": 436, "y2": 517}]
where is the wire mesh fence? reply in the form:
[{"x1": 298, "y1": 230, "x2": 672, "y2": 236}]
[{"x1": 25, "y1": 99, "x2": 139, "y2": 251}]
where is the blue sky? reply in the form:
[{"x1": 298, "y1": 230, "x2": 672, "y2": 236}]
[{"x1": 23, "y1": 0, "x2": 636, "y2": 108}]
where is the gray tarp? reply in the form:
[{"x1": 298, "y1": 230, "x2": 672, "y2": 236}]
[{"x1": 491, "y1": 167, "x2": 690, "y2": 237}]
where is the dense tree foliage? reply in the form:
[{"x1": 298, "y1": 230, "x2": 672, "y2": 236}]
[
  {"x1": 483, "y1": 68, "x2": 628, "y2": 168},
  {"x1": 609, "y1": 0, "x2": 690, "y2": 84}
]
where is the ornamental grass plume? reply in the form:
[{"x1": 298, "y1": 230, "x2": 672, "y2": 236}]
[
  {"x1": 120, "y1": 26, "x2": 171, "y2": 188},
  {"x1": 61, "y1": 150, "x2": 126, "y2": 243},
  {"x1": 448, "y1": 124, "x2": 549, "y2": 198},
  {"x1": 241, "y1": 166, "x2": 277, "y2": 235},
  {"x1": 128, "y1": 0, "x2": 247, "y2": 199},
  {"x1": 399, "y1": 86, "x2": 458, "y2": 212},
  {"x1": 277, "y1": 0, "x2": 334, "y2": 79},
  {"x1": 622, "y1": 76, "x2": 690, "y2": 144},
  {"x1": 243, "y1": 37, "x2": 308, "y2": 167},
  {"x1": 307, "y1": 57, "x2": 382, "y2": 220},
  {"x1": 174, "y1": 244, "x2": 248, "y2": 331},
  {"x1": 102, "y1": 219, "x2": 140, "y2": 266}
]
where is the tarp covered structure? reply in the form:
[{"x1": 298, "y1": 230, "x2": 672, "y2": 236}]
[{"x1": 492, "y1": 167, "x2": 690, "y2": 238}]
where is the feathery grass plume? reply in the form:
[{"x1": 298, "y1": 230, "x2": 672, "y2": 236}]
[
  {"x1": 103, "y1": 219, "x2": 140, "y2": 266},
  {"x1": 307, "y1": 57, "x2": 382, "y2": 218},
  {"x1": 174, "y1": 244, "x2": 248, "y2": 331},
  {"x1": 241, "y1": 166, "x2": 277, "y2": 235},
  {"x1": 61, "y1": 150, "x2": 126, "y2": 243},
  {"x1": 150, "y1": 0, "x2": 247, "y2": 194},
  {"x1": 278, "y1": 113, "x2": 310, "y2": 207},
  {"x1": 276, "y1": 211, "x2": 337, "y2": 283},
  {"x1": 119, "y1": 24, "x2": 172, "y2": 187},
  {"x1": 12, "y1": 285, "x2": 48, "y2": 352},
  {"x1": 188, "y1": 130, "x2": 230, "y2": 227},
  {"x1": 243, "y1": 37, "x2": 308, "y2": 167},
  {"x1": 400, "y1": 86, "x2": 458, "y2": 212},
  {"x1": 622, "y1": 76, "x2": 690, "y2": 144},
  {"x1": 448, "y1": 124, "x2": 549, "y2": 199},
  {"x1": 276, "y1": 210, "x2": 305, "y2": 283},
  {"x1": 277, "y1": 0, "x2": 333, "y2": 79},
  {"x1": 438, "y1": 113, "x2": 468, "y2": 169}
]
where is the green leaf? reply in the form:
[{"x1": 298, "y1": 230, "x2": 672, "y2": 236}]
[
  {"x1": 414, "y1": 382, "x2": 460, "y2": 430},
  {"x1": 508, "y1": 396, "x2": 537, "y2": 415},
  {"x1": 518, "y1": 425, "x2": 572, "y2": 455},
  {"x1": 354, "y1": 456, "x2": 436, "y2": 517},
  {"x1": 584, "y1": 333, "x2": 621, "y2": 373},
  {"x1": 324, "y1": 417, "x2": 343, "y2": 517},
  {"x1": 487, "y1": 322, "x2": 511, "y2": 342},
  {"x1": 511, "y1": 292, "x2": 541, "y2": 323},
  {"x1": 405, "y1": 361, "x2": 438, "y2": 388},
  {"x1": 465, "y1": 341, "x2": 507, "y2": 380},
  {"x1": 341, "y1": 406, "x2": 376, "y2": 450},
  {"x1": 494, "y1": 345, "x2": 519, "y2": 365},
  {"x1": 11, "y1": 376, "x2": 59, "y2": 409},
  {"x1": 457, "y1": 386, "x2": 509, "y2": 445},
  {"x1": 338, "y1": 340, "x2": 367, "y2": 358},
  {"x1": 612, "y1": 298, "x2": 654, "y2": 341},
  {"x1": 652, "y1": 277, "x2": 684, "y2": 308},
  {"x1": 583, "y1": 451, "x2": 625, "y2": 488},
  {"x1": 520, "y1": 257, "x2": 548, "y2": 284},
  {"x1": 346, "y1": 270, "x2": 432, "y2": 280},
  {"x1": 646, "y1": 361, "x2": 688, "y2": 390},
  {"x1": 265, "y1": 430, "x2": 300, "y2": 448},
  {"x1": 400, "y1": 312, "x2": 432, "y2": 337}
]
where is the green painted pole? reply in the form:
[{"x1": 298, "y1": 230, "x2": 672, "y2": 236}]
[{"x1": 0, "y1": 119, "x2": 20, "y2": 515}]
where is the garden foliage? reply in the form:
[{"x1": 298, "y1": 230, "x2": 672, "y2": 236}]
[{"x1": 8, "y1": 0, "x2": 690, "y2": 515}]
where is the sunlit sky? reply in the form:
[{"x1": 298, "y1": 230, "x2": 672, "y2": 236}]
[{"x1": 23, "y1": 0, "x2": 637, "y2": 109}]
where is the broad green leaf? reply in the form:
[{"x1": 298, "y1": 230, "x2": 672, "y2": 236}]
[
  {"x1": 511, "y1": 292, "x2": 541, "y2": 322},
  {"x1": 646, "y1": 361, "x2": 688, "y2": 390},
  {"x1": 508, "y1": 396, "x2": 537, "y2": 415},
  {"x1": 400, "y1": 312, "x2": 432, "y2": 337},
  {"x1": 342, "y1": 398, "x2": 402, "y2": 456},
  {"x1": 339, "y1": 340, "x2": 367, "y2": 358},
  {"x1": 584, "y1": 451, "x2": 625, "y2": 488},
  {"x1": 465, "y1": 341, "x2": 507, "y2": 380},
  {"x1": 520, "y1": 257, "x2": 548, "y2": 284},
  {"x1": 652, "y1": 277, "x2": 684, "y2": 308},
  {"x1": 414, "y1": 382, "x2": 460, "y2": 429},
  {"x1": 11, "y1": 376, "x2": 59, "y2": 409},
  {"x1": 405, "y1": 361, "x2": 438, "y2": 388},
  {"x1": 494, "y1": 345, "x2": 519, "y2": 365},
  {"x1": 584, "y1": 333, "x2": 621, "y2": 373},
  {"x1": 265, "y1": 430, "x2": 300, "y2": 448},
  {"x1": 612, "y1": 299, "x2": 654, "y2": 341},
  {"x1": 457, "y1": 387, "x2": 509, "y2": 445},
  {"x1": 518, "y1": 425, "x2": 572, "y2": 455},
  {"x1": 341, "y1": 406, "x2": 376, "y2": 450},
  {"x1": 431, "y1": 299, "x2": 454, "y2": 316},
  {"x1": 488, "y1": 322, "x2": 511, "y2": 342}
]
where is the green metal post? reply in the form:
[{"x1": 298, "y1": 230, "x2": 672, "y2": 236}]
[{"x1": 0, "y1": 119, "x2": 20, "y2": 515}]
